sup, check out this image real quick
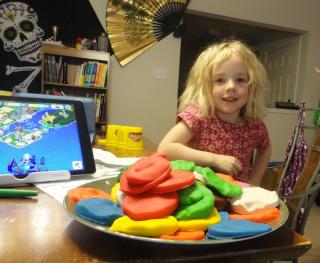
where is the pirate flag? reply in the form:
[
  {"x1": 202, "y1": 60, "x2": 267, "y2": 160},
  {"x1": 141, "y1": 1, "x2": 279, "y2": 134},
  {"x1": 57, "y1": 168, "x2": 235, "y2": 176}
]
[{"x1": 0, "y1": 0, "x2": 105, "y2": 93}]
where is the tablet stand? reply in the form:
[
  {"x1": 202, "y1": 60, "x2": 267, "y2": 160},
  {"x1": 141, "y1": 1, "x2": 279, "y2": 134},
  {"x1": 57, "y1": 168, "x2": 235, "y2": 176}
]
[{"x1": 0, "y1": 170, "x2": 71, "y2": 186}]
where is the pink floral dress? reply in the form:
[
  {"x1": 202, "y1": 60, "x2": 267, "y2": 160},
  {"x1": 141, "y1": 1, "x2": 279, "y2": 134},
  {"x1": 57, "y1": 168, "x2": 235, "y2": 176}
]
[{"x1": 178, "y1": 106, "x2": 270, "y2": 182}]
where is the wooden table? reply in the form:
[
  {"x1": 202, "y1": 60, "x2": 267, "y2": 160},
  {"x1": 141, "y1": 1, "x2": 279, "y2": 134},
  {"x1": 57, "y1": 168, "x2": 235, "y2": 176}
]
[{"x1": 0, "y1": 138, "x2": 312, "y2": 263}]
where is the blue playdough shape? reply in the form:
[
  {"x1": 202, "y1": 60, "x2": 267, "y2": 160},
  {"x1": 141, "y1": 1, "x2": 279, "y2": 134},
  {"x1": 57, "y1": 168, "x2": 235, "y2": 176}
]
[
  {"x1": 75, "y1": 198, "x2": 123, "y2": 225},
  {"x1": 207, "y1": 219, "x2": 272, "y2": 239},
  {"x1": 218, "y1": 211, "x2": 230, "y2": 220}
]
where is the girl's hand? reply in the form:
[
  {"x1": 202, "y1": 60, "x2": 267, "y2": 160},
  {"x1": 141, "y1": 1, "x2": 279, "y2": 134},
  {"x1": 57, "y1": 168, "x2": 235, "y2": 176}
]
[
  {"x1": 212, "y1": 154, "x2": 242, "y2": 176},
  {"x1": 158, "y1": 122, "x2": 242, "y2": 176}
]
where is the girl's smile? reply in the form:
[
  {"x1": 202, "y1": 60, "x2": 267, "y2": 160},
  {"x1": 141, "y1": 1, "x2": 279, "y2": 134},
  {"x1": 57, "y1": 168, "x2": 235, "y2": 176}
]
[{"x1": 222, "y1": 97, "x2": 238, "y2": 101}]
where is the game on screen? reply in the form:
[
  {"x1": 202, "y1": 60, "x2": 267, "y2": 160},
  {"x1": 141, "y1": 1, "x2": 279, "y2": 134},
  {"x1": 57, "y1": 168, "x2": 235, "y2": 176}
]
[{"x1": 0, "y1": 100, "x2": 84, "y2": 178}]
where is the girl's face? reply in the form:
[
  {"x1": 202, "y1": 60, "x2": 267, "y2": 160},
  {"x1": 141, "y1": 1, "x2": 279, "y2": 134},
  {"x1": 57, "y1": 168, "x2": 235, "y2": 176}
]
[{"x1": 211, "y1": 55, "x2": 249, "y2": 123}]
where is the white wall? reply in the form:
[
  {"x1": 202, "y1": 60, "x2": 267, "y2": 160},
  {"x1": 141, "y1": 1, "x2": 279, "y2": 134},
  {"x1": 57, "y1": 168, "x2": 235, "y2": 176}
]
[
  {"x1": 107, "y1": 37, "x2": 180, "y2": 144},
  {"x1": 90, "y1": 0, "x2": 320, "y2": 147}
]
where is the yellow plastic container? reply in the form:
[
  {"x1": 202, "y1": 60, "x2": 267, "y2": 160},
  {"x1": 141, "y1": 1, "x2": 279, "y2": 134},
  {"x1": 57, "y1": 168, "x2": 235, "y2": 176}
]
[
  {"x1": 105, "y1": 124, "x2": 121, "y2": 147},
  {"x1": 104, "y1": 124, "x2": 143, "y2": 150},
  {"x1": 120, "y1": 126, "x2": 143, "y2": 150}
]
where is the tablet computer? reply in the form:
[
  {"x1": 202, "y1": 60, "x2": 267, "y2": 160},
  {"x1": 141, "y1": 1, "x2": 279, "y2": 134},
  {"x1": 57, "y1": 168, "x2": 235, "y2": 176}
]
[{"x1": 0, "y1": 96, "x2": 96, "y2": 179}]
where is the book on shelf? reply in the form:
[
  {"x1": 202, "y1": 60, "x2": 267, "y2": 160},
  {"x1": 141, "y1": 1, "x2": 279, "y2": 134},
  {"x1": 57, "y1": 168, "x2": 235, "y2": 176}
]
[
  {"x1": 56, "y1": 56, "x2": 63, "y2": 83},
  {"x1": 90, "y1": 62, "x2": 98, "y2": 86},
  {"x1": 93, "y1": 63, "x2": 102, "y2": 86},
  {"x1": 97, "y1": 63, "x2": 108, "y2": 87},
  {"x1": 62, "y1": 58, "x2": 68, "y2": 84},
  {"x1": 78, "y1": 61, "x2": 87, "y2": 86},
  {"x1": 44, "y1": 55, "x2": 108, "y2": 88},
  {"x1": 94, "y1": 93, "x2": 101, "y2": 121},
  {"x1": 74, "y1": 65, "x2": 81, "y2": 85},
  {"x1": 84, "y1": 62, "x2": 91, "y2": 86},
  {"x1": 99, "y1": 93, "x2": 107, "y2": 121},
  {"x1": 94, "y1": 93, "x2": 107, "y2": 121},
  {"x1": 74, "y1": 61, "x2": 108, "y2": 88},
  {"x1": 44, "y1": 55, "x2": 65, "y2": 84},
  {"x1": 48, "y1": 55, "x2": 57, "y2": 83}
]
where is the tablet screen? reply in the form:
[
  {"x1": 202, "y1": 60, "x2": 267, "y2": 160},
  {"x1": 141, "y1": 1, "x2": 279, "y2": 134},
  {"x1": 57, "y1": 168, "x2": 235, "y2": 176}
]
[{"x1": 0, "y1": 96, "x2": 95, "y2": 178}]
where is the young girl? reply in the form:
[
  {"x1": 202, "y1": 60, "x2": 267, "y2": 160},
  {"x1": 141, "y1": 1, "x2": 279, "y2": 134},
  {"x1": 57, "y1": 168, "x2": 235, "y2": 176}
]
[{"x1": 158, "y1": 40, "x2": 271, "y2": 185}]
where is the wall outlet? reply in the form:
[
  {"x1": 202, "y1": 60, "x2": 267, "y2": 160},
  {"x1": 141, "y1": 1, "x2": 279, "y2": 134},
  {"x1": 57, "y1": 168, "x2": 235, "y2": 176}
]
[{"x1": 153, "y1": 67, "x2": 168, "y2": 79}]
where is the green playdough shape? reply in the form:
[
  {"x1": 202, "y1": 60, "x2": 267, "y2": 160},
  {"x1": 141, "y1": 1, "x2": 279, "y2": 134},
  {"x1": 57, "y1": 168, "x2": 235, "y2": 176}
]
[
  {"x1": 178, "y1": 183, "x2": 204, "y2": 205},
  {"x1": 194, "y1": 166, "x2": 242, "y2": 198},
  {"x1": 171, "y1": 160, "x2": 196, "y2": 172},
  {"x1": 116, "y1": 166, "x2": 129, "y2": 182},
  {"x1": 174, "y1": 182, "x2": 214, "y2": 220}
]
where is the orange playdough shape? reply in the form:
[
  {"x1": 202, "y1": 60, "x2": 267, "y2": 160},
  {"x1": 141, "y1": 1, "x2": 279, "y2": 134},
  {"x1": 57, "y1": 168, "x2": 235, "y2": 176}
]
[
  {"x1": 122, "y1": 192, "x2": 179, "y2": 220},
  {"x1": 149, "y1": 170, "x2": 196, "y2": 193},
  {"x1": 230, "y1": 207, "x2": 280, "y2": 223},
  {"x1": 215, "y1": 173, "x2": 238, "y2": 185},
  {"x1": 160, "y1": 230, "x2": 205, "y2": 241},
  {"x1": 67, "y1": 187, "x2": 111, "y2": 203}
]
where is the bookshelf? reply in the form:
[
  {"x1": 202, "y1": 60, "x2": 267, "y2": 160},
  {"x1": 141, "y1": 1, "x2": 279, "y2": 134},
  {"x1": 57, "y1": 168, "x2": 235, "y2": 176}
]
[{"x1": 40, "y1": 43, "x2": 110, "y2": 135}]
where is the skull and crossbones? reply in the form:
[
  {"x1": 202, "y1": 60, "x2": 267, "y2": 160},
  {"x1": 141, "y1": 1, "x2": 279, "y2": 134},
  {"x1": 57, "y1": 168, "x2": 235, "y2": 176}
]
[{"x1": 0, "y1": 2, "x2": 44, "y2": 92}]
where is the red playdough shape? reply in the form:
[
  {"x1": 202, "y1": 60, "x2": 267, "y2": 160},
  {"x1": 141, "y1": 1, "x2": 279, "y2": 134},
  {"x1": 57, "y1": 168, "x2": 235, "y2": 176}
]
[
  {"x1": 120, "y1": 166, "x2": 171, "y2": 195},
  {"x1": 125, "y1": 156, "x2": 171, "y2": 185},
  {"x1": 122, "y1": 191, "x2": 179, "y2": 220},
  {"x1": 149, "y1": 170, "x2": 196, "y2": 193},
  {"x1": 151, "y1": 152, "x2": 167, "y2": 158}
]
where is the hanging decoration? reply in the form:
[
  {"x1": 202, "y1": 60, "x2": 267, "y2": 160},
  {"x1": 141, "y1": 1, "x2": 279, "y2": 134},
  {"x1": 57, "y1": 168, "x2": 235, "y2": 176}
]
[
  {"x1": 106, "y1": 0, "x2": 189, "y2": 66},
  {"x1": 280, "y1": 103, "x2": 308, "y2": 196}
]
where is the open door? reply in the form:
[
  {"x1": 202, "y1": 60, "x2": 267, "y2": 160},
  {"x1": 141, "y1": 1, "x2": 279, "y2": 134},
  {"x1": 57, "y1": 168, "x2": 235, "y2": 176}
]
[{"x1": 260, "y1": 36, "x2": 303, "y2": 107}]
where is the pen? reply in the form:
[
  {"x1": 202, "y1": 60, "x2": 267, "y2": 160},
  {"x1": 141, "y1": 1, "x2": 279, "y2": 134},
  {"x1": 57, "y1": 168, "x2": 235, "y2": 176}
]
[{"x1": 0, "y1": 189, "x2": 38, "y2": 197}]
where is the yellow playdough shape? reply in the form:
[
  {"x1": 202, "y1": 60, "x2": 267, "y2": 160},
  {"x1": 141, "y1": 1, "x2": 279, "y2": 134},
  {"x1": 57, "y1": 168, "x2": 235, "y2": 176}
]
[
  {"x1": 111, "y1": 183, "x2": 120, "y2": 203},
  {"x1": 177, "y1": 207, "x2": 221, "y2": 231},
  {"x1": 110, "y1": 215, "x2": 178, "y2": 237}
]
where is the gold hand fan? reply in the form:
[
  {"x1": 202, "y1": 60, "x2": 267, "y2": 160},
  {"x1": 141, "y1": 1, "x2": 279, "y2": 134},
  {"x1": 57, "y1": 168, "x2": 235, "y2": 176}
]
[{"x1": 106, "y1": 0, "x2": 189, "y2": 66}]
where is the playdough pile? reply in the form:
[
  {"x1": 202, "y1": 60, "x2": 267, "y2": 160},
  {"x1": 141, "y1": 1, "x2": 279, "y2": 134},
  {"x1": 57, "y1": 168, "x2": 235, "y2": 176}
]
[{"x1": 67, "y1": 153, "x2": 280, "y2": 241}]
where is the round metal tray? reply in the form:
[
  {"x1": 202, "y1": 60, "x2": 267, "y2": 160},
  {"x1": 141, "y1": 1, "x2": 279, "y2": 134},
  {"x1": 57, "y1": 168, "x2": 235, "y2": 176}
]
[{"x1": 63, "y1": 176, "x2": 289, "y2": 245}]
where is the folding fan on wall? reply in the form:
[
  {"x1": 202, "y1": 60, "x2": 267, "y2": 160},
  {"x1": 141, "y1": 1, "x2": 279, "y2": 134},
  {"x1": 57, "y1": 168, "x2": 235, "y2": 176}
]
[{"x1": 106, "y1": 0, "x2": 189, "y2": 66}]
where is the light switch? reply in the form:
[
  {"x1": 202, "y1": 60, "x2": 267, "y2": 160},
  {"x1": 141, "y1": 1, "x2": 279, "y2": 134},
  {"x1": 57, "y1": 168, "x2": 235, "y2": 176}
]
[{"x1": 153, "y1": 67, "x2": 168, "y2": 79}]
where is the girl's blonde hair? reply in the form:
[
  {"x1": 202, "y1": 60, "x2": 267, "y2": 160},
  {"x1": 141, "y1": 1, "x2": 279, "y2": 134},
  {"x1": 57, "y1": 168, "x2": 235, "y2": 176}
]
[{"x1": 178, "y1": 39, "x2": 267, "y2": 119}]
